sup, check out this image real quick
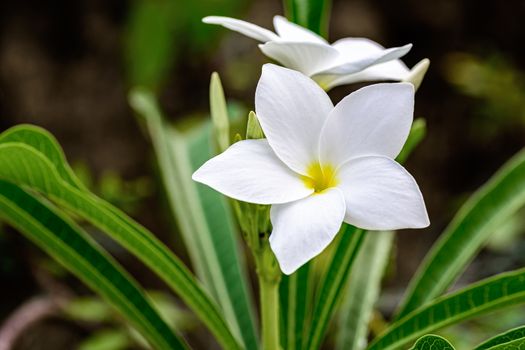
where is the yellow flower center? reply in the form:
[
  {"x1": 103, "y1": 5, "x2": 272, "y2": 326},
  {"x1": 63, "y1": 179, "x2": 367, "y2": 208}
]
[{"x1": 302, "y1": 162, "x2": 338, "y2": 193}]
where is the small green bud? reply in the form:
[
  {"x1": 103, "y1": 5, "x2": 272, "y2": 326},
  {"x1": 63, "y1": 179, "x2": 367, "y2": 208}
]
[
  {"x1": 246, "y1": 111, "x2": 265, "y2": 139},
  {"x1": 209, "y1": 72, "x2": 230, "y2": 152}
]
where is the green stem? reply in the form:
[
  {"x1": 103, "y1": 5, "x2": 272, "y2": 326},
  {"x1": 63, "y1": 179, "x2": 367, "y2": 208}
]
[{"x1": 259, "y1": 273, "x2": 280, "y2": 350}]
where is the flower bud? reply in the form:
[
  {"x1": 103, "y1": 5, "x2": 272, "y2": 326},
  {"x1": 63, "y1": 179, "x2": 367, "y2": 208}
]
[{"x1": 246, "y1": 111, "x2": 265, "y2": 139}]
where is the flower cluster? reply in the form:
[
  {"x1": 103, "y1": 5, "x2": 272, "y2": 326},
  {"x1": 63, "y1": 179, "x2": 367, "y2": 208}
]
[{"x1": 194, "y1": 15, "x2": 430, "y2": 274}]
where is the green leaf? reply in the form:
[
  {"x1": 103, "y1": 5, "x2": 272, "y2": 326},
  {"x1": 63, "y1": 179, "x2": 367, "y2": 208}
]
[
  {"x1": 125, "y1": 0, "x2": 179, "y2": 89},
  {"x1": 78, "y1": 329, "x2": 131, "y2": 350},
  {"x1": 65, "y1": 297, "x2": 114, "y2": 323},
  {"x1": 483, "y1": 338, "x2": 525, "y2": 350},
  {"x1": 0, "y1": 180, "x2": 185, "y2": 350},
  {"x1": 129, "y1": 89, "x2": 258, "y2": 350},
  {"x1": 368, "y1": 267, "x2": 525, "y2": 350},
  {"x1": 283, "y1": 0, "x2": 332, "y2": 37},
  {"x1": 0, "y1": 125, "x2": 85, "y2": 190},
  {"x1": 280, "y1": 263, "x2": 311, "y2": 350},
  {"x1": 0, "y1": 127, "x2": 241, "y2": 350},
  {"x1": 336, "y1": 231, "x2": 394, "y2": 350},
  {"x1": 409, "y1": 335, "x2": 455, "y2": 350},
  {"x1": 474, "y1": 326, "x2": 525, "y2": 350},
  {"x1": 396, "y1": 148, "x2": 525, "y2": 320},
  {"x1": 305, "y1": 226, "x2": 366, "y2": 350}
]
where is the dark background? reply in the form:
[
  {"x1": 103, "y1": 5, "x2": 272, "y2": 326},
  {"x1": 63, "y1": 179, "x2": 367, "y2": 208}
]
[{"x1": 1, "y1": 0, "x2": 524, "y2": 348}]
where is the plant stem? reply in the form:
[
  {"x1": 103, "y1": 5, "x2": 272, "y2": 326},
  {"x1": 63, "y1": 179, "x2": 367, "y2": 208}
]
[{"x1": 258, "y1": 273, "x2": 280, "y2": 350}]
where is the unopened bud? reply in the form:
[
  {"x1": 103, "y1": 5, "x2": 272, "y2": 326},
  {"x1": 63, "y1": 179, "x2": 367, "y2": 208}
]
[
  {"x1": 246, "y1": 111, "x2": 265, "y2": 139},
  {"x1": 209, "y1": 72, "x2": 230, "y2": 152},
  {"x1": 403, "y1": 58, "x2": 430, "y2": 91}
]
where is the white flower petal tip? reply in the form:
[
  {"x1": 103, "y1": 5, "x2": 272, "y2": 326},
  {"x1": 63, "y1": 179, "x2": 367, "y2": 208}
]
[
  {"x1": 255, "y1": 64, "x2": 333, "y2": 175},
  {"x1": 320, "y1": 82, "x2": 414, "y2": 165},
  {"x1": 269, "y1": 188, "x2": 346, "y2": 274},
  {"x1": 403, "y1": 58, "x2": 430, "y2": 91},
  {"x1": 192, "y1": 139, "x2": 313, "y2": 204},
  {"x1": 202, "y1": 16, "x2": 279, "y2": 42},
  {"x1": 337, "y1": 156, "x2": 430, "y2": 231}
]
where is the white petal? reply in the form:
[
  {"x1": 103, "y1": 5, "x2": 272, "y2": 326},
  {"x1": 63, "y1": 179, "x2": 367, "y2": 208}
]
[
  {"x1": 317, "y1": 37, "x2": 412, "y2": 75},
  {"x1": 203, "y1": 16, "x2": 279, "y2": 42},
  {"x1": 337, "y1": 156, "x2": 429, "y2": 230},
  {"x1": 332, "y1": 37, "x2": 395, "y2": 60},
  {"x1": 315, "y1": 58, "x2": 430, "y2": 91},
  {"x1": 272, "y1": 15, "x2": 327, "y2": 44},
  {"x1": 255, "y1": 64, "x2": 334, "y2": 175},
  {"x1": 259, "y1": 41, "x2": 339, "y2": 76},
  {"x1": 192, "y1": 139, "x2": 312, "y2": 204},
  {"x1": 319, "y1": 82, "x2": 414, "y2": 166},
  {"x1": 269, "y1": 188, "x2": 345, "y2": 274},
  {"x1": 313, "y1": 59, "x2": 409, "y2": 90}
]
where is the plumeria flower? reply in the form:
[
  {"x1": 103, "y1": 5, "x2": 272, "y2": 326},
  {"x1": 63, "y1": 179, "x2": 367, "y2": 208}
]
[
  {"x1": 193, "y1": 64, "x2": 429, "y2": 274},
  {"x1": 203, "y1": 15, "x2": 429, "y2": 90}
]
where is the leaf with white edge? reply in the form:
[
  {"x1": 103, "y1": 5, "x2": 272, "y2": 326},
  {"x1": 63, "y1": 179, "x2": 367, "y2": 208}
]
[
  {"x1": 130, "y1": 89, "x2": 258, "y2": 350},
  {"x1": 0, "y1": 124, "x2": 85, "y2": 190},
  {"x1": 481, "y1": 338, "x2": 525, "y2": 350},
  {"x1": 280, "y1": 263, "x2": 311, "y2": 350},
  {"x1": 396, "y1": 148, "x2": 525, "y2": 320},
  {"x1": 305, "y1": 226, "x2": 366, "y2": 350},
  {"x1": 336, "y1": 231, "x2": 393, "y2": 350},
  {"x1": 368, "y1": 268, "x2": 525, "y2": 350},
  {"x1": 474, "y1": 326, "x2": 525, "y2": 350},
  {"x1": 409, "y1": 335, "x2": 455, "y2": 350},
  {"x1": 0, "y1": 128, "x2": 241, "y2": 350},
  {"x1": 0, "y1": 180, "x2": 186, "y2": 350}
]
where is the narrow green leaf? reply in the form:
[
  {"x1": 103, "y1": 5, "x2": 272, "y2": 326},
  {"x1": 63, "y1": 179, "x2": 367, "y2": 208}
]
[
  {"x1": 0, "y1": 180, "x2": 186, "y2": 350},
  {"x1": 336, "y1": 231, "x2": 394, "y2": 350},
  {"x1": 125, "y1": 0, "x2": 179, "y2": 89},
  {"x1": 185, "y1": 125, "x2": 259, "y2": 349},
  {"x1": 78, "y1": 329, "x2": 131, "y2": 350},
  {"x1": 480, "y1": 337, "x2": 525, "y2": 350},
  {"x1": 409, "y1": 335, "x2": 455, "y2": 350},
  {"x1": 368, "y1": 268, "x2": 525, "y2": 350},
  {"x1": 396, "y1": 148, "x2": 525, "y2": 320},
  {"x1": 306, "y1": 226, "x2": 366, "y2": 350},
  {"x1": 210, "y1": 72, "x2": 231, "y2": 153},
  {"x1": 280, "y1": 263, "x2": 311, "y2": 350},
  {"x1": 474, "y1": 326, "x2": 525, "y2": 350},
  {"x1": 283, "y1": 0, "x2": 332, "y2": 37},
  {"x1": 130, "y1": 89, "x2": 258, "y2": 350},
  {"x1": 0, "y1": 131, "x2": 241, "y2": 350}
]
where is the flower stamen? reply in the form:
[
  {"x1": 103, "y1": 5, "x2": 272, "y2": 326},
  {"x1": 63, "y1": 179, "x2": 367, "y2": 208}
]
[{"x1": 302, "y1": 162, "x2": 338, "y2": 193}]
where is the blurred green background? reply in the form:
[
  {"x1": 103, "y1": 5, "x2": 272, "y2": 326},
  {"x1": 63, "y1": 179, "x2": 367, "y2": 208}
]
[{"x1": 0, "y1": 0, "x2": 524, "y2": 348}]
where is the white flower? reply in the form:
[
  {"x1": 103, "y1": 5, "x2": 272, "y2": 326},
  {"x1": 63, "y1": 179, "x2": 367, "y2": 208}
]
[
  {"x1": 203, "y1": 15, "x2": 429, "y2": 90},
  {"x1": 193, "y1": 64, "x2": 429, "y2": 274}
]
